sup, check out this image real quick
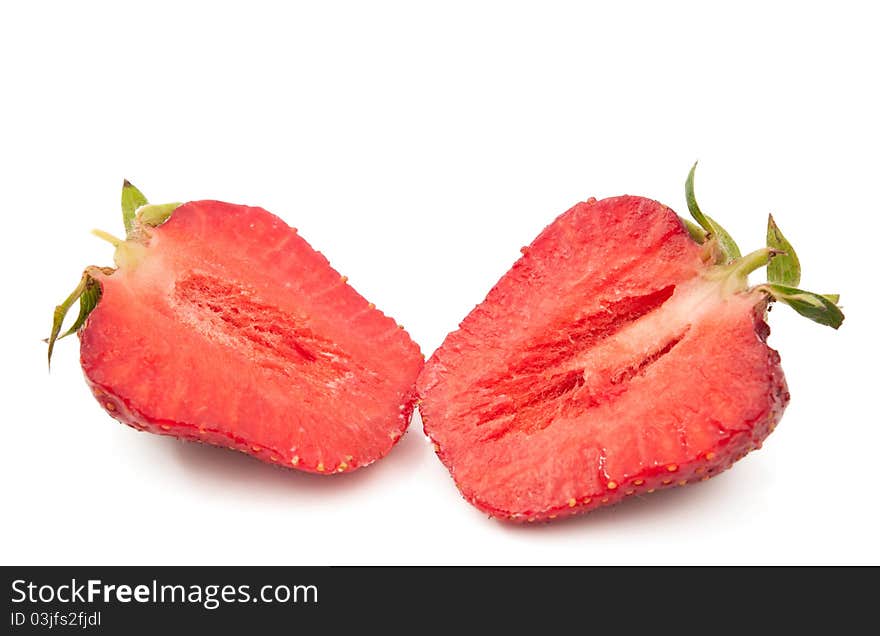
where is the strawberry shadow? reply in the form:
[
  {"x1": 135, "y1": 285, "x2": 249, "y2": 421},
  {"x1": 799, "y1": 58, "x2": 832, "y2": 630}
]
[{"x1": 168, "y1": 421, "x2": 428, "y2": 500}]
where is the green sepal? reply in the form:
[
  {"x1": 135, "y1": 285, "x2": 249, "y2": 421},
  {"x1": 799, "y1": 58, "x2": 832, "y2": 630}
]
[
  {"x1": 138, "y1": 202, "x2": 181, "y2": 227},
  {"x1": 59, "y1": 276, "x2": 101, "y2": 339},
  {"x1": 761, "y1": 283, "x2": 845, "y2": 329},
  {"x1": 708, "y1": 220, "x2": 741, "y2": 262},
  {"x1": 121, "y1": 180, "x2": 149, "y2": 237},
  {"x1": 48, "y1": 271, "x2": 103, "y2": 367},
  {"x1": 679, "y1": 216, "x2": 708, "y2": 243},
  {"x1": 766, "y1": 214, "x2": 801, "y2": 286},
  {"x1": 685, "y1": 162, "x2": 742, "y2": 262}
]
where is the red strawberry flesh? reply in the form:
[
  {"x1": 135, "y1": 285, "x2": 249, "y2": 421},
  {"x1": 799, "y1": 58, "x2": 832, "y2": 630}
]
[
  {"x1": 417, "y1": 196, "x2": 789, "y2": 520},
  {"x1": 81, "y1": 201, "x2": 423, "y2": 473}
]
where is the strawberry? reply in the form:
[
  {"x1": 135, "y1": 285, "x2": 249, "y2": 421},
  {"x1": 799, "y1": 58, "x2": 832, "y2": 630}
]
[
  {"x1": 417, "y1": 165, "x2": 843, "y2": 522},
  {"x1": 49, "y1": 182, "x2": 423, "y2": 473}
]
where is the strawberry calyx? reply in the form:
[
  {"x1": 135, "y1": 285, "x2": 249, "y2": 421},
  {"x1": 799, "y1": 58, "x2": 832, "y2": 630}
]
[
  {"x1": 685, "y1": 163, "x2": 844, "y2": 329},
  {"x1": 47, "y1": 181, "x2": 181, "y2": 367}
]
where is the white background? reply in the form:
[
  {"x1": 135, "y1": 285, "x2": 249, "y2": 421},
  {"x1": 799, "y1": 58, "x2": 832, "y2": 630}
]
[{"x1": 2, "y1": 2, "x2": 877, "y2": 565}]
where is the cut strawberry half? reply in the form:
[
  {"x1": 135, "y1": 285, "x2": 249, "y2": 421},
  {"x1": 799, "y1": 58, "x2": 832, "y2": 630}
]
[
  {"x1": 417, "y1": 165, "x2": 843, "y2": 522},
  {"x1": 49, "y1": 182, "x2": 423, "y2": 474}
]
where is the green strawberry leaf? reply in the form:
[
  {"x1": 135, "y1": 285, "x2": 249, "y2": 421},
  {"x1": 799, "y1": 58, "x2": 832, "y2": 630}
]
[
  {"x1": 766, "y1": 214, "x2": 801, "y2": 286},
  {"x1": 121, "y1": 180, "x2": 149, "y2": 237},
  {"x1": 48, "y1": 271, "x2": 100, "y2": 367},
  {"x1": 822, "y1": 293, "x2": 840, "y2": 305},
  {"x1": 679, "y1": 216, "x2": 708, "y2": 243},
  {"x1": 762, "y1": 283, "x2": 845, "y2": 329},
  {"x1": 685, "y1": 162, "x2": 741, "y2": 262}
]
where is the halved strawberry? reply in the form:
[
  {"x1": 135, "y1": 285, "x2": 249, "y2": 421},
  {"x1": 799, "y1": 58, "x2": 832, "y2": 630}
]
[
  {"x1": 417, "y1": 165, "x2": 843, "y2": 522},
  {"x1": 49, "y1": 182, "x2": 423, "y2": 473}
]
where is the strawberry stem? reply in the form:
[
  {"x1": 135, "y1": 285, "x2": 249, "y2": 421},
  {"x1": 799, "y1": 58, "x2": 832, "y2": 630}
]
[
  {"x1": 91, "y1": 229, "x2": 149, "y2": 268},
  {"x1": 92, "y1": 229, "x2": 125, "y2": 247},
  {"x1": 707, "y1": 247, "x2": 780, "y2": 294},
  {"x1": 731, "y1": 247, "x2": 781, "y2": 279}
]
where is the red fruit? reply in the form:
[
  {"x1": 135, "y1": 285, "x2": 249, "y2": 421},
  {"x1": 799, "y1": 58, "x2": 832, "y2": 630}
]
[
  {"x1": 417, "y1": 167, "x2": 842, "y2": 521},
  {"x1": 50, "y1": 184, "x2": 422, "y2": 473}
]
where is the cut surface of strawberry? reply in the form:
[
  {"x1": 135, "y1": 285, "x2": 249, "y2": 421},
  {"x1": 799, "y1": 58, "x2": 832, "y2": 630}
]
[
  {"x1": 417, "y1": 168, "x2": 842, "y2": 521},
  {"x1": 51, "y1": 186, "x2": 422, "y2": 474}
]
